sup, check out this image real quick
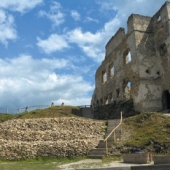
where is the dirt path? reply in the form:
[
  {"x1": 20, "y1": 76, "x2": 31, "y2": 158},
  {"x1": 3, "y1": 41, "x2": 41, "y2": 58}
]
[{"x1": 58, "y1": 159, "x2": 151, "y2": 170}]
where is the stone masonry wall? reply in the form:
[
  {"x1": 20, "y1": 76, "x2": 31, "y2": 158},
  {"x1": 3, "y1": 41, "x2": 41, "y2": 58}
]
[
  {"x1": 92, "y1": 2, "x2": 170, "y2": 112},
  {"x1": 0, "y1": 117, "x2": 105, "y2": 160}
]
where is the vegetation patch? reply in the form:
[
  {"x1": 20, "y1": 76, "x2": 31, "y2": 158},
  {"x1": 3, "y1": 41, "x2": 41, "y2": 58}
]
[
  {"x1": 0, "y1": 114, "x2": 15, "y2": 122},
  {"x1": 15, "y1": 106, "x2": 81, "y2": 119},
  {"x1": 122, "y1": 112, "x2": 170, "y2": 154}
]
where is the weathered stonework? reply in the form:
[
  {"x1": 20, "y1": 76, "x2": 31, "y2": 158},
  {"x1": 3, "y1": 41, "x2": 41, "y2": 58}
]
[
  {"x1": 0, "y1": 117, "x2": 105, "y2": 160},
  {"x1": 91, "y1": 2, "x2": 170, "y2": 112}
]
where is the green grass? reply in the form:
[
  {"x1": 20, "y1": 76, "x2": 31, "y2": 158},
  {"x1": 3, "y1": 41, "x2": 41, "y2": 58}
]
[
  {"x1": 0, "y1": 114, "x2": 16, "y2": 122},
  {"x1": 3, "y1": 106, "x2": 82, "y2": 120},
  {"x1": 0, "y1": 157, "x2": 86, "y2": 170},
  {"x1": 123, "y1": 112, "x2": 170, "y2": 154},
  {"x1": 0, "y1": 106, "x2": 81, "y2": 122},
  {"x1": 102, "y1": 155, "x2": 122, "y2": 163}
]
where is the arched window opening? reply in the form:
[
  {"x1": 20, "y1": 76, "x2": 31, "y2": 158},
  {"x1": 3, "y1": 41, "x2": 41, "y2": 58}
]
[
  {"x1": 157, "y1": 15, "x2": 162, "y2": 22},
  {"x1": 105, "y1": 96, "x2": 108, "y2": 105},
  {"x1": 102, "y1": 70, "x2": 107, "y2": 83},
  {"x1": 124, "y1": 50, "x2": 132, "y2": 64},
  {"x1": 108, "y1": 92, "x2": 113, "y2": 103},
  {"x1": 124, "y1": 81, "x2": 131, "y2": 100},
  {"x1": 109, "y1": 64, "x2": 115, "y2": 77}
]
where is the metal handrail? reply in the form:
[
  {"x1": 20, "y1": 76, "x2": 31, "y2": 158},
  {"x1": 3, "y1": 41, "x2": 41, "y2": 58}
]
[{"x1": 104, "y1": 111, "x2": 123, "y2": 155}]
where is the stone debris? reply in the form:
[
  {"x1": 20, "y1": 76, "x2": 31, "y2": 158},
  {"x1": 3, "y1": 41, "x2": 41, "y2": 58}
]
[{"x1": 0, "y1": 117, "x2": 105, "y2": 160}]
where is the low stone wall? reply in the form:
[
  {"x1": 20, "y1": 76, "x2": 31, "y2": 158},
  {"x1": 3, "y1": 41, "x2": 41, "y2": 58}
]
[
  {"x1": 153, "y1": 155, "x2": 170, "y2": 165},
  {"x1": 123, "y1": 153, "x2": 148, "y2": 164},
  {"x1": 0, "y1": 117, "x2": 105, "y2": 160}
]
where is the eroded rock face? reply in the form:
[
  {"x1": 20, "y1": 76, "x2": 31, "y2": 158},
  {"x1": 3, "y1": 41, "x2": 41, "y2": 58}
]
[{"x1": 0, "y1": 117, "x2": 105, "y2": 160}]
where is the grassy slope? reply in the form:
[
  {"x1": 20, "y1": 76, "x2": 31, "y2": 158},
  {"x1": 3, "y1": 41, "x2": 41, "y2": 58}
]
[
  {"x1": 0, "y1": 114, "x2": 15, "y2": 122},
  {"x1": 123, "y1": 112, "x2": 170, "y2": 154},
  {"x1": 0, "y1": 106, "x2": 81, "y2": 122}
]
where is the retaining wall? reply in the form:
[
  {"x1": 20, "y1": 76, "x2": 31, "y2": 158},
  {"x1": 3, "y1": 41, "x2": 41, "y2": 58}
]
[
  {"x1": 153, "y1": 155, "x2": 170, "y2": 165},
  {"x1": 123, "y1": 153, "x2": 148, "y2": 164},
  {"x1": 0, "y1": 117, "x2": 105, "y2": 160}
]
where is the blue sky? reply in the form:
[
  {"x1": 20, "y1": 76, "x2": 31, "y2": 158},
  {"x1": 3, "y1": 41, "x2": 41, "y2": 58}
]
[{"x1": 0, "y1": 0, "x2": 168, "y2": 109}]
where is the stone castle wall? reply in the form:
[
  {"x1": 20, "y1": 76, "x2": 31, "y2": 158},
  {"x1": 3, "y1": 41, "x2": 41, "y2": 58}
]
[
  {"x1": 0, "y1": 117, "x2": 105, "y2": 160},
  {"x1": 92, "y1": 2, "x2": 170, "y2": 112}
]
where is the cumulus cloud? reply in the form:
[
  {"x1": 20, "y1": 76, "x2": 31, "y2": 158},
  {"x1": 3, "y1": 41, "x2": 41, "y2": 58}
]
[
  {"x1": 0, "y1": 55, "x2": 93, "y2": 108},
  {"x1": 36, "y1": 17, "x2": 120, "y2": 62},
  {"x1": 66, "y1": 0, "x2": 167, "y2": 62},
  {"x1": 0, "y1": 0, "x2": 43, "y2": 13},
  {"x1": 0, "y1": 0, "x2": 43, "y2": 45},
  {"x1": 38, "y1": 1, "x2": 65, "y2": 27},
  {"x1": 71, "y1": 10, "x2": 81, "y2": 21},
  {"x1": 0, "y1": 10, "x2": 17, "y2": 45},
  {"x1": 64, "y1": 17, "x2": 120, "y2": 62},
  {"x1": 37, "y1": 34, "x2": 69, "y2": 53}
]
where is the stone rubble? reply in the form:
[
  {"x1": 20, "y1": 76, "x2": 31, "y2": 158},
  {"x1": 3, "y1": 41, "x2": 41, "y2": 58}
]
[{"x1": 0, "y1": 117, "x2": 105, "y2": 160}]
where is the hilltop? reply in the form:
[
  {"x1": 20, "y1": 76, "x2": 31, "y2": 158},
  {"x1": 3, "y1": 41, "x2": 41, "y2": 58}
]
[{"x1": 0, "y1": 106, "x2": 81, "y2": 122}]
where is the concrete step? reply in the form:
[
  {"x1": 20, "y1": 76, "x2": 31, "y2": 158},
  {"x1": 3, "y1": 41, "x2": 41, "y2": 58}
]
[{"x1": 89, "y1": 148, "x2": 106, "y2": 155}]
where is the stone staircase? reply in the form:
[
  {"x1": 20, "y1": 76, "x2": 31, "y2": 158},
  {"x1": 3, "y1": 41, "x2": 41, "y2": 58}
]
[{"x1": 88, "y1": 119, "x2": 121, "y2": 159}]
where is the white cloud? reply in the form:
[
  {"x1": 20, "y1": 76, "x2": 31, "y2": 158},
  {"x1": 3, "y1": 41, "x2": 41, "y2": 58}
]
[
  {"x1": 0, "y1": 0, "x2": 43, "y2": 13},
  {"x1": 0, "y1": 10, "x2": 17, "y2": 45},
  {"x1": 36, "y1": 18, "x2": 120, "y2": 62},
  {"x1": 97, "y1": 0, "x2": 167, "y2": 25},
  {"x1": 71, "y1": 10, "x2": 81, "y2": 21},
  {"x1": 86, "y1": 17, "x2": 98, "y2": 23},
  {"x1": 66, "y1": 18, "x2": 120, "y2": 62},
  {"x1": 37, "y1": 34, "x2": 69, "y2": 53},
  {"x1": 65, "y1": 0, "x2": 167, "y2": 62},
  {"x1": 0, "y1": 55, "x2": 93, "y2": 108},
  {"x1": 0, "y1": 0, "x2": 43, "y2": 45},
  {"x1": 38, "y1": 1, "x2": 65, "y2": 27}
]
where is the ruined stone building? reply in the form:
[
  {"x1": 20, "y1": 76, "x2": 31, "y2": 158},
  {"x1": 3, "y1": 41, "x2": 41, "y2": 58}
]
[{"x1": 91, "y1": 2, "x2": 170, "y2": 112}]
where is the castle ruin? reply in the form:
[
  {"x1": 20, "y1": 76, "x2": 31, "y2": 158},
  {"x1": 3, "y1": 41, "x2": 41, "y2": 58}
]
[{"x1": 91, "y1": 2, "x2": 170, "y2": 112}]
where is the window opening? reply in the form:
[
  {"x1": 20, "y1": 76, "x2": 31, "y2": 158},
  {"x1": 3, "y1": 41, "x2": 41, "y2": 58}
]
[
  {"x1": 116, "y1": 89, "x2": 120, "y2": 98},
  {"x1": 162, "y1": 90, "x2": 170, "y2": 109},
  {"x1": 145, "y1": 69, "x2": 150, "y2": 74},
  {"x1": 105, "y1": 96, "x2": 108, "y2": 104},
  {"x1": 108, "y1": 92, "x2": 113, "y2": 102},
  {"x1": 123, "y1": 81, "x2": 131, "y2": 99},
  {"x1": 124, "y1": 50, "x2": 132, "y2": 64},
  {"x1": 157, "y1": 15, "x2": 162, "y2": 22},
  {"x1": 109, "y1": 64, "x2": 115, "y2": 77},
  {"x1": 100, "y1": 98, "x2": 103, "y2": 105},
  {"x1": 102, "y1": 70, "x2": 107, "y2": 83}
]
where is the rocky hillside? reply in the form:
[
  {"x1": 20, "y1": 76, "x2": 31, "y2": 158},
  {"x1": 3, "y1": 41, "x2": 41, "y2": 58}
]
[{"x1": 0, "y1": 117, "x2": 105, "y2": 160}]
